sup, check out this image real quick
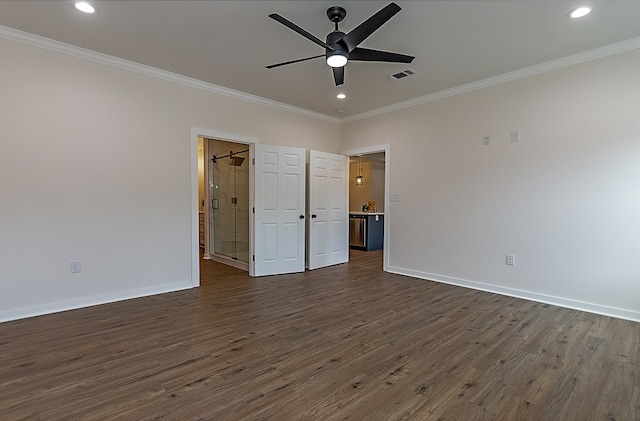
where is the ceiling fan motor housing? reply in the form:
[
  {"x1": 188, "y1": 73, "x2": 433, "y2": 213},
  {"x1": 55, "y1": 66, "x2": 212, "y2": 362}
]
[{"x1": 326, "y1": 31, "x2": 349, "y2": 61}]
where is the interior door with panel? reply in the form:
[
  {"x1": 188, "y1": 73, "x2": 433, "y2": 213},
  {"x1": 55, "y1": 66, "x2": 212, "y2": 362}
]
[
  {"x1": 308, "y1": 150, "x2": 348, "y2": 270},
  {"x1": 252, "y1": 144, "x2": 306, "y2": 276}
]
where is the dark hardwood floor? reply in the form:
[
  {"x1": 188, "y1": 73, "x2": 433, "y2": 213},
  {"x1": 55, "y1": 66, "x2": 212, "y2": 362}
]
[{"x1": 1, "y1": 250, "x2": 638, "y2": 420}]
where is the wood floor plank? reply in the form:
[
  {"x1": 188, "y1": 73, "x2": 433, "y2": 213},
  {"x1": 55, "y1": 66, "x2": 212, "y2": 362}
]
[{"x1": 1, "y1": 250, "x2": 638, "y2": 420}]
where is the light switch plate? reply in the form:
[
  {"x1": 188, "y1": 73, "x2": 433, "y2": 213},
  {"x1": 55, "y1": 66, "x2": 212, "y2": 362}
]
[{"x1": 506, "y1": 254, "x2": 515, "y2": 266}]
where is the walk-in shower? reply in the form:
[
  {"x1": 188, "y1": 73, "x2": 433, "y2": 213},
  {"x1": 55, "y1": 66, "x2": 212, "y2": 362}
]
[{"x1": 207, "y1": 139, "x2": 249, "y2": 267}]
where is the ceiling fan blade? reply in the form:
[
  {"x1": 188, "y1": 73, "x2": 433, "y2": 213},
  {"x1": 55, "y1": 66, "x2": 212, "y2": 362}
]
[
  {"x1": 341, "y1": 2, "x2": 401, "y2": 52},
  {"x1": 349, "y1": 47, "x2": 414, "y2": 63},
  {"x1": 266, "y1": 55, "x2": 324, "y2": 69},
  {"x1": 333, "y1": 66, "x2": 344, "y2": 86},
  {"x1": 269, "y1": 13, "x2": 333, "y2": 50}
]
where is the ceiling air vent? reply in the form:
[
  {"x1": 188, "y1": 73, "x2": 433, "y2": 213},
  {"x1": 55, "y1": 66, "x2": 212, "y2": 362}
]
[{"x1": 385, "y1": 69, "x2": 417, "y2": 81}]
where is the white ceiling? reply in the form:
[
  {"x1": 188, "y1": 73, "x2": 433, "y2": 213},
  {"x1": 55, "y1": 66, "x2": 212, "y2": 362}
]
[{"x1": 1, "y1": 1, "x2": 640, "y2": 119}]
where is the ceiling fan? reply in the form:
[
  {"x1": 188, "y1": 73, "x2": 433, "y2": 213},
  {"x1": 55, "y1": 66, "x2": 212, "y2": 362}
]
[{"x1": 266, "y1": 2, "x2": 414, "y2": 86}]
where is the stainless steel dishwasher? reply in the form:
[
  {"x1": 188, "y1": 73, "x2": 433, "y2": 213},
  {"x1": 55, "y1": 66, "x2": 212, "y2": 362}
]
[{"x1": 349, "y1": 214, "x2": 366, "y2": 248}]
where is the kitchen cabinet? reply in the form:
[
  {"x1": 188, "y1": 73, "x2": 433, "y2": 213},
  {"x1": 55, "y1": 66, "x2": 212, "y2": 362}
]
[{"x1": 349, "y1": 212, "x2": 384, "y2": 251}]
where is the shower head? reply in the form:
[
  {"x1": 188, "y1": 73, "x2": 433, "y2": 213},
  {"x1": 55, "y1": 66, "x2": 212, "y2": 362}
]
[
  {"x1": 213, "y1": 149, "x2": 249, "y2": 166},
  {"x1": 229, "y1": 156, "x2": 245, "y2": 166}
]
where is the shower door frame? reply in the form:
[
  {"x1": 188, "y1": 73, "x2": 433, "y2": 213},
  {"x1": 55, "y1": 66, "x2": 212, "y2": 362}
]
[
  {"x1": 202, "y1": 134, "x2": 256, "y2": 272},
  {"x1": 209, "y1": 140, "x2": 249, "y2": 267}
]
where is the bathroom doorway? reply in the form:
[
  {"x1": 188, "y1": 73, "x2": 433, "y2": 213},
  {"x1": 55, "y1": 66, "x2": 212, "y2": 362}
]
[{"x1": 205, "y1": 138, "x2": 250, "y2": 270}]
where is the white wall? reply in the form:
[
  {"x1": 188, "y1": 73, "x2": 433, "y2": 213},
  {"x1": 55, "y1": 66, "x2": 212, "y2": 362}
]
[
  {"x1": 341, "y1": 49, "x2": 640, "y2": 321},
  {"x1": 2, "y1": 31, "x2": 638, "y2": 323},
  {"x1": 0, "y1": 37, "x2": 339, "y2": 322}
]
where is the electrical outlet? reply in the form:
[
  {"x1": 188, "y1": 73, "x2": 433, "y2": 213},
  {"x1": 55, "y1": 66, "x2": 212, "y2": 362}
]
[
  {"x1": 506, "y1": 254, "x2": 515, "y2": 266},
  {"x1": 483, "y1": 136, "x2": 490, "y2": 145},
  {"x1": 511, "y1": 131, "x2": 520, "y2": 142},
  {"x1": 70, "y1": 261, "x2": 82, "y2": 273}
]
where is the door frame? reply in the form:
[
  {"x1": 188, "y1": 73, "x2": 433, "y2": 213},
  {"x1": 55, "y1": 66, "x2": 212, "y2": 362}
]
[
  {"x1": 190, "y1": 127, "x2": 259, "y2": 286},
  {"x1": 340, "y1": 144, "x2": 390, "y2": 272},
  {"x1": 204, "y1": 138, "x2": 252, "y2": 271}
]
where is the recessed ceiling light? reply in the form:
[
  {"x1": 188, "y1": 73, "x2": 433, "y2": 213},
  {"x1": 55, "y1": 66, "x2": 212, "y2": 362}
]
[
  {"x1": 335, "y1": 109, "x2": 345, "y2": 114},
  {"x1": 569, "y1": 6, "x2": 591, "y2": 18},
  {"x1": 336, "y1": 93, "x2": 347, "y2": 99},
  {"x1": 75, "y1": 2, "x2": 95, "y2": 14}
]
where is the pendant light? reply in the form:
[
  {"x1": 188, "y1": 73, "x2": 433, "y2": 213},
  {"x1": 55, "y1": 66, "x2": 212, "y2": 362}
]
[{"x1": 355, "y1": 155, "x2": 364, "y2": 186}]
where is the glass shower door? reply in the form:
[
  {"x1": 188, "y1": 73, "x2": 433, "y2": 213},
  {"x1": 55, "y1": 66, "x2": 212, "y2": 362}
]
[{"x1": 208, "y1": 142, "x2": 249, "y2": 264}]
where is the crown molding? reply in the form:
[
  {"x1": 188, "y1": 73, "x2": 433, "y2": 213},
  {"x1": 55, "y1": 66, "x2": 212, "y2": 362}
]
[
  {"x1": 0, "y1": 25, "x2": 340, "y2": 125},
  {"x1": 340, "y1": 36, "x2": 640, "y2": 124},
  {"x1": 3, "y1": 25, "x2": 639, "y2": 126}
]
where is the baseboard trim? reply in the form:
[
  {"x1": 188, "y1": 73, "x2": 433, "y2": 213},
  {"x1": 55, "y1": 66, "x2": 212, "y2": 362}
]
[
  {"x1": 0, "y1": 281, "x2": 194, "y2": 324},
  {"x1": 387, "y1": 265, "x2": 640, "y2": 323}
]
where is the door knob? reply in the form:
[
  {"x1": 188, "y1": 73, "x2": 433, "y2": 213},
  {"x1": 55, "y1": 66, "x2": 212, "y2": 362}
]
[
  {"x1": 299, "y1": 215, "x2": 305, "y2": 219},
  {"x1": 311, "y1": 214, "x2": 317, "y2": 218}
]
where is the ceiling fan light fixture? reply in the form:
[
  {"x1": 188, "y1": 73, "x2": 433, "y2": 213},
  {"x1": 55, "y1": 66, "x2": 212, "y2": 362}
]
[{"x1": 326, "y1": 50, "x2": 348, "y2": 68}]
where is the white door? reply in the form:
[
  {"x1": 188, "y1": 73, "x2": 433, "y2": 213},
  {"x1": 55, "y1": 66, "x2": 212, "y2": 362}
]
[
  {"x1": 252, "y1": 144, "x2": 306, "y2": 276},
  {"x1": 308, "y1": 150, "x2": 348, "y2": 270}
]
